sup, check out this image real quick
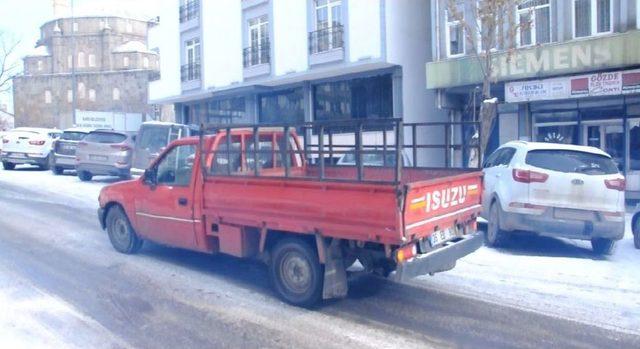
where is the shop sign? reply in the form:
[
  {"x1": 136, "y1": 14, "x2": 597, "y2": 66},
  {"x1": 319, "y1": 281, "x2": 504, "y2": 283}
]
[
  {"x1": 505, "y1": 68, "x2": 638, "y2": 103},
  {"x1": 75, "y1": 110, "x2": 143, "y2": 132}
]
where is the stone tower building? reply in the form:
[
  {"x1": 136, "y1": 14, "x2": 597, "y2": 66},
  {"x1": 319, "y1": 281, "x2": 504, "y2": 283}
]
[{"x1": 12, "y1": 15, "x2": 160, "y2": 129}]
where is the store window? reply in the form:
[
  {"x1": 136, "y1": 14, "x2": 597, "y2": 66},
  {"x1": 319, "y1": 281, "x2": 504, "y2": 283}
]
[
  {"x1": 534, "y1": 111, "x2": 578, "y2": 144},
  {"x1": 207, "y1": 97, "x2": 246, "y2": 124},
  {"x1": 259, "y1": 88, "x2": 304, "y2": 124},
  {"x1": 517, "y1": 0, "x2": 550, "y2": 46},
  {"x1": 573, "y1": 0, "x2": 611, "y2": 38},
  {"x1": 629, "y1": 120, "x2": 640, "y2": 171},
  {"x1": 313, "y1": 74, "x2": 393, "y2": 122},
  {"x1": 446, "y1": 1, "x2": 465, "y2": 56}
]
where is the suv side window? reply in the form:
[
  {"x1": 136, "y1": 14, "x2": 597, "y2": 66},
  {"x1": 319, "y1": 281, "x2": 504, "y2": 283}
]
[
  {"x1": 496, "y1": 147, "x2": 516, "y2": 166},
  {"x1": 156, "y1": 144, "x2": 196, "y2": 186},
  {"x1": 483, "y1": 149, "x2": 504, "y2": 168}
]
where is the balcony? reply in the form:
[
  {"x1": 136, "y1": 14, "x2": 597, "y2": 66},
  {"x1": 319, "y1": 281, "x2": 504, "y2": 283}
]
[
  {"x1": 308, "y1": 25, "x2": 344, "y2": 65},
  {"x1": 243, "y1": 42, "x2": 271, "y2": 79},
  {"x1": 179, "y1": 0, "x2": 200, "y2": 23}
]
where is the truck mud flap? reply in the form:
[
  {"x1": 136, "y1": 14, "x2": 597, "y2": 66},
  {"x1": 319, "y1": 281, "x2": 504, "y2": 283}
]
[
  {"x1": 322, "y1": 238, "x2": 348, "y2": 300},
  {"x1": 388, "y1": 232, "x2": 483, "y2": 283}
]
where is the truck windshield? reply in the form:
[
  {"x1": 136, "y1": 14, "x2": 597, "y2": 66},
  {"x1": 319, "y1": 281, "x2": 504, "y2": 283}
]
[{"x1": 525, "y1": 149, "x2": 619, "y2": 175}]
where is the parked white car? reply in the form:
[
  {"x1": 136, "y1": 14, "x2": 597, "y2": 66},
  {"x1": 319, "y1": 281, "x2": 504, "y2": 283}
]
[
  {"x1": 1, "y1": 127, "x2": 62, "y2": 170},
  {"x1": 481, "y1": 141, "x2": 625, "y2": 255}
]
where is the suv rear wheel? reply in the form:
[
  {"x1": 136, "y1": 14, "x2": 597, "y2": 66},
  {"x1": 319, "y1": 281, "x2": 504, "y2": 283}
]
[
  {"x1": 39, "y1": 154, "x2": 51, "y2": 171},
  {"x1": 633, "y1": 219, "x2": 640, "y2": 250},
  {"x1": 106, "y1": 206, "x2": 143, "y2": 254},
  {"x1": 485, "y1": 203, "x2": 508, "y2": 247},
  {"x1": 2, "y1": 161, "x2": 15, "y2": 170},
  {"x1": 270, "y1": 238, "x2": 323, "y2": 307},
  {"x1": 78, "y1": 170, "x2": 93, "y2": 181},
  {"x1": 52, "y1": 166, "x2": 64, "y2": 175},
  {"x1": 591, "y1": 238, "x2": 615, "y2": 255}
]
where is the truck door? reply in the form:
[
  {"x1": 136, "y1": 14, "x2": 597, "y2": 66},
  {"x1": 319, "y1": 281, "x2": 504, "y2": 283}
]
[{"x1": 135, "y1": 143, "x2": 198, "y2": 249}]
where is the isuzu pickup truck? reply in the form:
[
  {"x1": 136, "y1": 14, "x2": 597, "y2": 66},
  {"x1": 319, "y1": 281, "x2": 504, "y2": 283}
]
[{"x1": 98, "y1": 120, "x2": 483, "y2": 306}]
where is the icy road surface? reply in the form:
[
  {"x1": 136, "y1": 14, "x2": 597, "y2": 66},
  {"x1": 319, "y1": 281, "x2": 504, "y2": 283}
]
[{"x1": 0, "y1": 166, "x2": 639, "y2": 348}]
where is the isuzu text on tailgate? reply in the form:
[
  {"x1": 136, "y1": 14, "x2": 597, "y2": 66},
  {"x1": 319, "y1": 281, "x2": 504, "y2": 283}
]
[{"x1": 97, "y1": 119, "x2": 484, "y2": 306}]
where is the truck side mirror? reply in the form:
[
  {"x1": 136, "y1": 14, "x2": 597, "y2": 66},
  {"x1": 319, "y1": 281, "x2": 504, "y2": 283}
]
[{"x1": 143, "y1": 168, "x2": 157, "y2": 187}]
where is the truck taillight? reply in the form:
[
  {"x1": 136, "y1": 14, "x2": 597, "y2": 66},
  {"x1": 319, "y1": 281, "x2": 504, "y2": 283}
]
[
  {"x1": 29, "y1": 140, "x2": 46, "y2": 146},
  {"x1": 111, "y1": 144, "x2": 131, "y2": 151},
  {"x1": 605, "y1": 178, "x2": 625, "y2": 191},
  {"x1": 396, "y1": 243, "x2": 417, "y2": 263},
  {"x1": 512, "y1": 169, "x2": 548, "y2": 183}
]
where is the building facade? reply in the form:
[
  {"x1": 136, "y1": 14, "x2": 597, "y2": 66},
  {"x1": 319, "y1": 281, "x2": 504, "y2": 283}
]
[
  {"x1": 427, "y1": 0, "x2": 640, "y2": 197},
  {"x1": 150, "y1": 0, "x2": 453, "y2": 166},
  {"x1": 13, "y1": 15, "x2": 160, "y2": 130}
]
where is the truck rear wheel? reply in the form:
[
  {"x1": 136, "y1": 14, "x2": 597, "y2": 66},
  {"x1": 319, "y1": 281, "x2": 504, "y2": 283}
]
[
  {"x1": 106, "y1": 206, "x2": 143, "y2": 254},
  {"x1": 270, "y1": 238, "x2": 323, "y2": 307},
  {"x1": 2, "y1": 161, "x2": 15, "y2": 170}
]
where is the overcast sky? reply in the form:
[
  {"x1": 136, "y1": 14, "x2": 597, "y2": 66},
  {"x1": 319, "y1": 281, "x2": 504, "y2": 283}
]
[{"x1": 0, "y1": 0, "x2": 161, "y2": 113}]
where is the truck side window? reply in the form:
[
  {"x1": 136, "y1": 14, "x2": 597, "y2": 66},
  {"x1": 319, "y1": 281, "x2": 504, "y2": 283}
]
[
  {"x1": 211, "y1": 136, "x2": 242, "y2": 174},
  {"x1": 156, "y1": 145, "x2": 196, "y2": 186}
]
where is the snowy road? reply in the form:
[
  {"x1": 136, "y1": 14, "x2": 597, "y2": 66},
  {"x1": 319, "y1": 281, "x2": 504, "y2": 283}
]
[{"x1": 0, "y1": 166, "x2": 639, "y2": 348}]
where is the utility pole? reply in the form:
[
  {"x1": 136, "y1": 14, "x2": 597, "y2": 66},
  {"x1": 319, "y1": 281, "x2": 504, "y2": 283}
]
[{"x1": 70, "y1": 0, "x2": 77, "y2": 127}]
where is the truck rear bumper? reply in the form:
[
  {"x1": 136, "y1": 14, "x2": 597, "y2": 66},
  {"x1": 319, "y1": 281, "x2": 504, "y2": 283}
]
[{"x1": 388, "y1": 232, "x2": 483, "y2": 282}]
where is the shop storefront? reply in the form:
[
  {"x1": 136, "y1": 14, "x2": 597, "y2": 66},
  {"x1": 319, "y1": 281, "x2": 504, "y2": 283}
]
[{"x1": 501, "y1": 69, "x2": 640, "y2": 198}]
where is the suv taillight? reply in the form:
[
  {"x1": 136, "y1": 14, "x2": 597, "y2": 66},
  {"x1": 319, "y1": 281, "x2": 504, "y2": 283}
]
[
  {"x1": 2, "y1": 139, "x2": 8, "y2": 144},
  {"x1": 512, "y1": 169, "x2": 549, "y2": 183},
  {"x1": 110, "y1": 144, "x2": 131, "y2": 152},
  {"x1": 605, "y1": 178, "x2": 625, "y2": 191},
  {"x1": 29, "y1": 140, "x2": 46, "y2": 146}
]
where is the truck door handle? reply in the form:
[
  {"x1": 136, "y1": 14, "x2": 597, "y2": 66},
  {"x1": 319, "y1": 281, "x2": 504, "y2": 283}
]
[{"x1": 178, "y1": 197, "x2": 188, "y2": 206}]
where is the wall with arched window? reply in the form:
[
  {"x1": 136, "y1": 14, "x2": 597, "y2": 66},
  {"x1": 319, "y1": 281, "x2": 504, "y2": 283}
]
[
  {"x1": 112, "y1": 87, "x2": 120, "y2": 100},
  {"x1": 77, "y1": 52, "x2": 86, "y2": 68}
]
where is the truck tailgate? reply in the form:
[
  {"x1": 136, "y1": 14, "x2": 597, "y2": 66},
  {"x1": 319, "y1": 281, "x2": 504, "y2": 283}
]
[{"x1": 403, "y1": 171, "x2": 483, "y2": 240}]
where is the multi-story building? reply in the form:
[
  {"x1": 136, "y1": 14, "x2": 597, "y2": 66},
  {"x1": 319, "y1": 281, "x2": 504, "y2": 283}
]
[
  {"x1": 150, "y1": 0, "x2": 451, "y2": 166},
  {"x1": 427, "y1": 0, "x2": 640, "y2": 197},
  {"x1": 13, "y1": 12, "x2": 160, "y2": 130}
]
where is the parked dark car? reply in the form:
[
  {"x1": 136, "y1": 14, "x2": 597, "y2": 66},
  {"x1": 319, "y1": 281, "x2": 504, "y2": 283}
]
[
  {"x1": 51, "y1": 127, "x2": 94, "y2": 175},
  {"x1": 131, "y1": 121, "x2": 197, "y2": 175}
]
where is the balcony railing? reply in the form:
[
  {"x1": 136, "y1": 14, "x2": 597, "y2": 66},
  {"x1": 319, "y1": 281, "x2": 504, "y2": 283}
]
[
  {"x1": 179, "y1": 0, "x2": 200, "y2": 23},
  {"x1": 243, "y1": 42, "x2": 270, "y2": 68},
  {"x1": 181, "y1": 62, "x2": 201, "y2": 82},
  {"x1": 309, "y1": 25, "x2": 344, "y2": 54}
]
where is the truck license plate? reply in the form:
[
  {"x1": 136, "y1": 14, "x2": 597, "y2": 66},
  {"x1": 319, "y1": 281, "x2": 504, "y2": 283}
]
[{"x1": 429, "y1": 228, "x2": 456, "y2": 247}]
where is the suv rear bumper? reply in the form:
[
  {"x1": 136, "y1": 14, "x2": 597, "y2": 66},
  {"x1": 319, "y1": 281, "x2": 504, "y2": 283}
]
[
  {"x1": 501, "y1": 208, "x2": 624, "y2": 241},
  {"x1": 77, "y1": 163, "x2": 130, "y2": 177},
  {"x1": 1, "y1": 152, "x2": 49, "y2": 165},
  {"x1": 52, "y1": 153, "x2": 76, "y2": 168},
  {"x1": 389, "y1": 232, "x2": 483, "y2": 282}
]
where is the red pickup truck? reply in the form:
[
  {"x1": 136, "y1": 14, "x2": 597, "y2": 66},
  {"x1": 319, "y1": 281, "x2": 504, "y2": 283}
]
[{"x1": 98, "y1": 120, "x2": 483, "y2": 306}]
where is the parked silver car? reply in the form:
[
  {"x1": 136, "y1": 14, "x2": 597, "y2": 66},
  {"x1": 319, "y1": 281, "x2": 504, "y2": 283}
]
[
  {"x1": 51, "y1": 127, "x2": 94, "y2": 175},
  {"x1": 75, "y1": 130, "x2": 136, "y2": 181}
]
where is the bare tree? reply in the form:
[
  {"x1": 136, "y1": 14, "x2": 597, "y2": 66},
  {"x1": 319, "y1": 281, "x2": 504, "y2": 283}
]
[
  {"x1": 0, "y1": 32, "x2": 20, "y2": 94},
  {"x1": 446, "y1": 0, "x2": 529, "y2": 156}
]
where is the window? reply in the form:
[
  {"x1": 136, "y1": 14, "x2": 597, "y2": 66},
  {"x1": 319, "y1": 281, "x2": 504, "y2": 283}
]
[
  {"x1": 517, "y1": 0, "x2": 550, "y2": 46},
  {"x1": 89, "y1": 89, "x2": 96, "y2": 102},
  {"x1": 573, "y1": 0, "x2": 611, "y2": 38},
  {"x1": 84, "y1": 131, "x2": 126, "y2": 144},
  {"x1": 126, "y1": 21, "x2": 133, "y2": 33},
  {"x1": 211, "y1": 136, "x2": 242, "y2": 174},
  {"x1": 67, "y1": 89, "x2": 73, "y2": 102},
  {"x1": 123, "y1": 56, "x2": 129, "y2": 67},
  {"x1": 37, "y1": 60, "x2": 43, "y2": 71},
  {"x1": 143, "y1": 56, "x2": 149, "y2": 68},
  {"x1": 246, "y1": 16, "x2": 269, "y2": 66},
  {"x1": 44, "y1": 90, "x2": 52, "y2": 104},
  {"x1": 88, "y1": 54, "x2": 96, "y2": 67},
  {"x1": 77, "y1": 52, "x2": 85, "y2": 68},
  {"x1": 61, "y1": 131, "x2": 88, "y2": 141},
  {"x1": 526, "y1": 149, "x2": 618, "y2": 175},
  {"x1": 446, "y1": 2, "x2": 465, "y2": 56},
  {"x1": 259, "y1": 88, "x2": 304, "y2": 124},
  {"x1": 78, "y1": 82, "x2": 85, "y2": 99},
  {"x1": 476, "y1": 0, "x2": 498, "y2": 52},
  {"x1": 312, "y1": 0, "x2": 343, "y2": 53},
  {"x1": 113, "y1": 88, "x2": 120, "y2": 101},
  {"x1": 155, "y1": 145, "x2": 196, "y2": 186},
  {"x1": 67, "y1": 55, "x2": 72, "y2": 69},
  {"x1": 73, "y1": 22, "x2": 78, "y2": 32},
  {"x1": 483, "y1": 147, "x2": 515, "y2": 168},
  {"x1": 183, "y1": 38, "x2": 201, "y2": 81},
  {"x1": 313, "y1": 75, "x2": 393, "y2": 121},
  {"x1": 207, "y1": 97, "x2": 246, "y2": 123}
]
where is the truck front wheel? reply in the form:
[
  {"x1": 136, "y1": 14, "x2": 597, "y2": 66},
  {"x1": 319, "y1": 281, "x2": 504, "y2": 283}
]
[
  {"x1": 270, "y1": 238, "x2": 323, "y2": 307},
  {"x1": 106, "y1": 206, "x2": 143, "y2": 254}
]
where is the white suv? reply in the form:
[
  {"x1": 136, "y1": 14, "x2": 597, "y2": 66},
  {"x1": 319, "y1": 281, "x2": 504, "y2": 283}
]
[{"x1": 482, "y1": 141, "x2": 625, "y2": 255}]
